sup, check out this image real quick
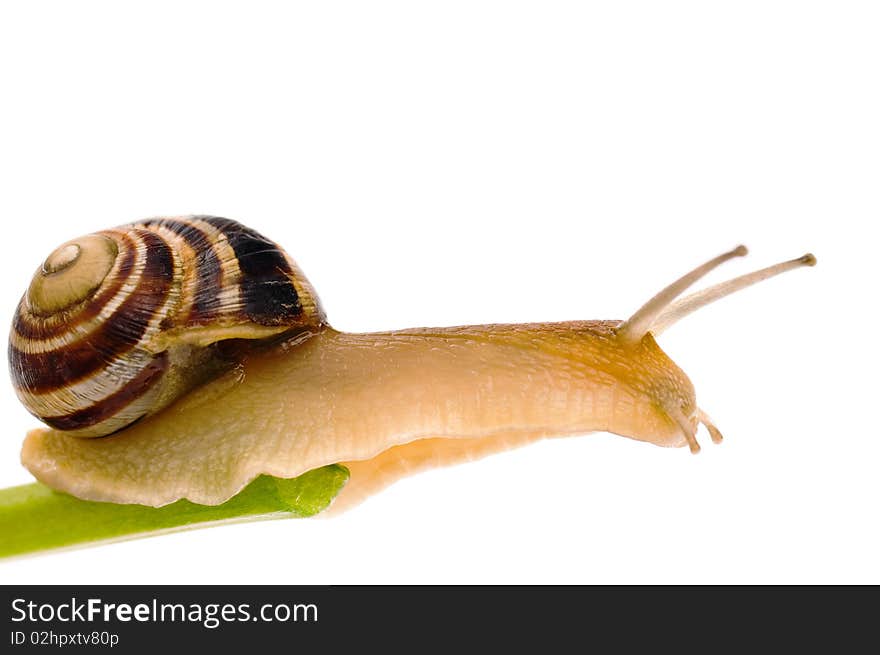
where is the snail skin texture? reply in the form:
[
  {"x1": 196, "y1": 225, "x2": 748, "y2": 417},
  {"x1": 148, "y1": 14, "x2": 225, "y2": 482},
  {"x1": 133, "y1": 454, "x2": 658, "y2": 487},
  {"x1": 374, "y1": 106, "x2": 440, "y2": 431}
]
[{"x1": 9, "y1": 216, "x2": 816, "y2": 508}]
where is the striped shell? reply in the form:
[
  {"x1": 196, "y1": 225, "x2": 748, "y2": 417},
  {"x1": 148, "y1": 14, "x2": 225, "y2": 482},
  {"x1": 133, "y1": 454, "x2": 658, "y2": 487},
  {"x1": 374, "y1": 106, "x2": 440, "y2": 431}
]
[{"x1": 8, "y1": 216, "x2": 324, "y2": 438}]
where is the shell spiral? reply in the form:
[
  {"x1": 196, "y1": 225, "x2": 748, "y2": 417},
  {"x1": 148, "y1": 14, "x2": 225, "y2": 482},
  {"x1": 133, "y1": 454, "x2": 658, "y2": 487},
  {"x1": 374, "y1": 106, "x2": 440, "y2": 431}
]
[{"x1": 9, "y1": 216, "x2": 325, "y2": 438}]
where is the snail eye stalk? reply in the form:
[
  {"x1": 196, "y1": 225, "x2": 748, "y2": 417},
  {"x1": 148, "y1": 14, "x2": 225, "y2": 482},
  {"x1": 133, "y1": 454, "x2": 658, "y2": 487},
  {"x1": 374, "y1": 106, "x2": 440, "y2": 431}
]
[
  {"x1": 617, "y1": 247, "x2": 816, "y2": 345},
  {"x1": 617, "y1": 245, "x2": 747, "y2": 347},
  {"x1": 650, "y1": 253, "x2": 817, "y2": 336}
]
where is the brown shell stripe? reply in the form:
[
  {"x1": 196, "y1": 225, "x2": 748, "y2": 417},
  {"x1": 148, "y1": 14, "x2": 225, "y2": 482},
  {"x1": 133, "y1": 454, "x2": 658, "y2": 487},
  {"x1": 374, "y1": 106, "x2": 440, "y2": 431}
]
[
  {"x1": 39, "y1": 353, "x2": 169, "y2": 431},
  {"x1": 138, "y1": 218, "x2": 227, "y2": 324},
  {"x1": 197, "y1": 216, "x2": 303, "y2": 326},
  {"x1": 9, "y1": 231, "x2": 175, "y2": 397}
]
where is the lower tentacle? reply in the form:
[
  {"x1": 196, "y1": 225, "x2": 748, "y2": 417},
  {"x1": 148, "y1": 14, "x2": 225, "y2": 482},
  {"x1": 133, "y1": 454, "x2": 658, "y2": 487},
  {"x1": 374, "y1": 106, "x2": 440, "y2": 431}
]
[{"x1": 697, "y1": 408, "x2": 724, "y2": 444}]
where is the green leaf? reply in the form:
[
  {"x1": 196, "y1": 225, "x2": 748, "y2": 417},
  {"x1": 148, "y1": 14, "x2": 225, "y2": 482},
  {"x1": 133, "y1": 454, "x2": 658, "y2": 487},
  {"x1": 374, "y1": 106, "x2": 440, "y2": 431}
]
[{"x1": 0, "y1": 465, "x2": 349, "y2": 559}]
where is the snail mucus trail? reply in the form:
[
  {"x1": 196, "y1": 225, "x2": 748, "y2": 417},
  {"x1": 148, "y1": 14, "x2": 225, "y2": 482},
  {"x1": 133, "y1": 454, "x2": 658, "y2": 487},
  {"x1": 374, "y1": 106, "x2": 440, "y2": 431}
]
[{"x1": 9, "y1": 216, "x2": 816, "y2": 509}]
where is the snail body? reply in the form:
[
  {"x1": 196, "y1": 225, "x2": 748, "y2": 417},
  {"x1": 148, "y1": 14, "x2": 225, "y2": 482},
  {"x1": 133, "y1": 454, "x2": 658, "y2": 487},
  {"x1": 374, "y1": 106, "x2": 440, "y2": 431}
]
[{"x1": 10, "y1": 217, "x2": 816, "y2": 508}]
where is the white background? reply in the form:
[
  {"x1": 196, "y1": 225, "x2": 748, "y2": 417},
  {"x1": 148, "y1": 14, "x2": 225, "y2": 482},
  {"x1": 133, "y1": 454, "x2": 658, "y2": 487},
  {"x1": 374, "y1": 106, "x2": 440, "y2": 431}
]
[{"x1": 0, "y1": 1, "x2": 877, "y2": 583}]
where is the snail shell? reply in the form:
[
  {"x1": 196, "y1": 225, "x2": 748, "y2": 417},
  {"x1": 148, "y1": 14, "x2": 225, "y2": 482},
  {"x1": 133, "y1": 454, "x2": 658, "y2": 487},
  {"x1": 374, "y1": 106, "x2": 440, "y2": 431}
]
[{"x1": 8, "y1": 216, "x2": 324, "y2": 437}]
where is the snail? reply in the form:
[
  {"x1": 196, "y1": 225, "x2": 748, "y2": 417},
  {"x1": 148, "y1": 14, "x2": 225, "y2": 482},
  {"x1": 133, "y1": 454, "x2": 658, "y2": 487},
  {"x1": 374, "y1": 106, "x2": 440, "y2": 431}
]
[{"x1": 9, "y1": 216, "x2": 816, "y2": 509}]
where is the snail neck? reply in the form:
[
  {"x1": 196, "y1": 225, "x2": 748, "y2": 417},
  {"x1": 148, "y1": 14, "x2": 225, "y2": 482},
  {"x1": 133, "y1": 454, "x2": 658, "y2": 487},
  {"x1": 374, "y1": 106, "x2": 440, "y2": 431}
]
[{"x1": 254, "y1": 321, "x2": 687, "y2": 456}]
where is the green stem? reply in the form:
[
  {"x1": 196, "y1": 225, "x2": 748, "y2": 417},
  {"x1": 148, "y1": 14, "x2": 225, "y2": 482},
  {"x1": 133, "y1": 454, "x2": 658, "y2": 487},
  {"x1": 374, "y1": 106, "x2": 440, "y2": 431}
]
[{"x1": 0, "y1": 465, "x2": 349, "y2": 559}]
